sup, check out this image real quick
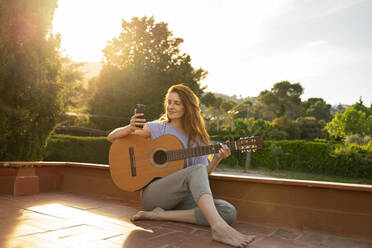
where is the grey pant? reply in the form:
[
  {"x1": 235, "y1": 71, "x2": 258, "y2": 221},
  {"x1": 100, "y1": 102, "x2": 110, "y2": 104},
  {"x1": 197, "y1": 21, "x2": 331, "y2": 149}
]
[{"x1": 141, "y1": 164, "x2": 237, "y2": 226}]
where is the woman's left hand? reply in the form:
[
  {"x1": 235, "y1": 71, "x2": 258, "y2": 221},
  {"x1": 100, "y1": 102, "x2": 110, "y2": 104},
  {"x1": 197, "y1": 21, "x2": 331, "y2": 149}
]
[
  {"x1": 207, "y1": 141, "x2": 231, "y2": 174},
  {"x1": 216, "y1": 141, "x2": 231, "y2": 160}
]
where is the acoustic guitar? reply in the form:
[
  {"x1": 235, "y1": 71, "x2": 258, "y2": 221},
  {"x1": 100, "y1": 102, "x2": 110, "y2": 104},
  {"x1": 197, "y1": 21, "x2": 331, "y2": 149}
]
[{"x1": 109, "y1": 134, "x2": 264, "y2": 192}]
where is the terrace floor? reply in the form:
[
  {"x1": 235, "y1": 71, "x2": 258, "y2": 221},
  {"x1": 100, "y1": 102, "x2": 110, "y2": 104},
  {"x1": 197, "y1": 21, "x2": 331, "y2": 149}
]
[{"x1": 1, "y1": 192, "x2": 372, "y2": 248}]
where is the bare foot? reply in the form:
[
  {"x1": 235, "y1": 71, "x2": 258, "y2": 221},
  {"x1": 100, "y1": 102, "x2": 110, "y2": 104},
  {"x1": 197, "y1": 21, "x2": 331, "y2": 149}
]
[
  {"x1": 130, "y1": 207, "x2": 165, "y2": 222},
  {"x1": 211, "y1": 221, "x2": 256, "y2": 248}
]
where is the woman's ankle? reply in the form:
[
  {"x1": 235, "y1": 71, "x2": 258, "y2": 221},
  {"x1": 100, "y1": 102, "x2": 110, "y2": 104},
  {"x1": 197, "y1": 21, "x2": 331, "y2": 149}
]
[{"x1": 210, "y1": 218, "x2": 228, "y2": 231}]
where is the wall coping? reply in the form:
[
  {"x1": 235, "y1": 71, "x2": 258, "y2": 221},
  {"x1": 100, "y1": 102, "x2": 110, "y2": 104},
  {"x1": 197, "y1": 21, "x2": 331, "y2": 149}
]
[
  {"x1": 0, "y1": 161, "x2": 108, "y2": 170},
  {"x1": 1, "y1": 161, "x2": 372, "y2": 193}
]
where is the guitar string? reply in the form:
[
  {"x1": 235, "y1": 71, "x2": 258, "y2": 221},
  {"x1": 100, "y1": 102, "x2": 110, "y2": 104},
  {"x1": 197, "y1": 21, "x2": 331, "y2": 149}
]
[
  {"x1": 165, "y1": 142, "x2": 238, "y2": 162},
  {"x1": 165, "y1": 136, "x2": 261, "y2": 162}
]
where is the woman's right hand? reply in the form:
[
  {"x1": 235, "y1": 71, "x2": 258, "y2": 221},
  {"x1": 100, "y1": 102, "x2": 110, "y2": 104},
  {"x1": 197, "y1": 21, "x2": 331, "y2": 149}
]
[
  {"x1": 107, "y1": 110, "x2": 148, "y2": 142},
  {"x1": 129, "y1": 110, "x2": 146, "y2": 133}
]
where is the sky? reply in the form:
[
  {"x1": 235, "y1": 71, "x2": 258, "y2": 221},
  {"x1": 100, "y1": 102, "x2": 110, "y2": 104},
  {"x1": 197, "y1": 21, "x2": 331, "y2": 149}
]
[{"x1": 52, "y1": 0, "x2": 372, "y2": 106}]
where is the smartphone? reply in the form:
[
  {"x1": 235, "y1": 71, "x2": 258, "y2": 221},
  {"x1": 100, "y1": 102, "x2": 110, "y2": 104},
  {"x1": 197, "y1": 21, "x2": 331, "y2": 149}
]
[{"x1": 135, "y1": 104, "x2": 146, "y2": 128}]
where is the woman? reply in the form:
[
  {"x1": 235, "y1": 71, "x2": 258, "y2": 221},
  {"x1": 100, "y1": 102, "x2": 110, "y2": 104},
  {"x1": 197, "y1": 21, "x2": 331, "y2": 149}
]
[{"x1": 107, "y1": 84, "x2": 255, "y2": 247}]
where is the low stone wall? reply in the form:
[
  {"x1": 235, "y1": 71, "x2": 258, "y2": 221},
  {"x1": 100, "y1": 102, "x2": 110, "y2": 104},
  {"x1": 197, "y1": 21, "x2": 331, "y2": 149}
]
[
  {"x1": 1, "y1": 161, "x2": 372, "y2": 241},
  {"x1": 209, "y1": 174, "x2": 372, "y2": 241}
]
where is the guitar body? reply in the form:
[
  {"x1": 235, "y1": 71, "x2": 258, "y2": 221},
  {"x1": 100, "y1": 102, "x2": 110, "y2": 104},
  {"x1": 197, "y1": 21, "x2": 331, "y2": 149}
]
[
  {"x1": 109, "y1": 133, "x2": 263, "y2": 192},
  {"x1": 109, "y1": 134, "x2": 185, "y2": 192}
]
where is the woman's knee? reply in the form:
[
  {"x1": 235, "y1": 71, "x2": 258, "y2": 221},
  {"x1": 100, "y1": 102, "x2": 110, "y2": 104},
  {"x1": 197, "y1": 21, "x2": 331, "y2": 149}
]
[
  {"x1": 188, "y1": 164, "x2": 207, "y2": 172},
  {"x1": 215, "y1": 199, "x2": 237, "y2": 225}
]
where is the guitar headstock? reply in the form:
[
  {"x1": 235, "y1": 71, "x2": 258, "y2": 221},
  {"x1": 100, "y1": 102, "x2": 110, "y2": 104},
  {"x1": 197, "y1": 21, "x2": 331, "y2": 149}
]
[{"x1": 236, "y1": 136, "x2": 264, "y2": 152}]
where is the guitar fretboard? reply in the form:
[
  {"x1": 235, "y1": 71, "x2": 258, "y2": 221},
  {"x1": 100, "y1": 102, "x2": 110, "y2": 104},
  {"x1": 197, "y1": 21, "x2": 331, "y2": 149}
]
[{"x1": 166, "y1": 142, "x2": 237, "y2": 162}]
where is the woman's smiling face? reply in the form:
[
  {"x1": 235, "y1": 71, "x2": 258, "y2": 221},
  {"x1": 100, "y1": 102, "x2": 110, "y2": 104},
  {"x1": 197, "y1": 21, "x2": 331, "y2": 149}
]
[{"x1": 166, "y1": 92, "x2": 185, "y2": 121}]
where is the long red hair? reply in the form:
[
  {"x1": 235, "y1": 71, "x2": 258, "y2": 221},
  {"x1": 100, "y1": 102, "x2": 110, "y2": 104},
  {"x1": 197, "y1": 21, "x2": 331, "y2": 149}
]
[{"x1": 159, "y1": 84, "x2": 210, "y2": 147}]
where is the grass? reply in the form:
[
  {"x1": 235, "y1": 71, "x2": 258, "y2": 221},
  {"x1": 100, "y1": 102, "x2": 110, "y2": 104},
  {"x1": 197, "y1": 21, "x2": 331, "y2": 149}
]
[{"x1": 215, "y1": 164, "x2": 372, "y2": 185}]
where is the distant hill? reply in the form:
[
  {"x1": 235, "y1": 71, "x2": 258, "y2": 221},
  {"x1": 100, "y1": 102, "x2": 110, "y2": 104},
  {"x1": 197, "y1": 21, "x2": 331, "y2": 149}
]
[
  {"x1": 207, "y1": 92, "x2": 351, "y2": 115},
  {"x1": 207, "y1": 92, "x2": 257, "y2": 104},
  {"x1": 330, "y1": 104, "x2": 349, "y2": 116}
]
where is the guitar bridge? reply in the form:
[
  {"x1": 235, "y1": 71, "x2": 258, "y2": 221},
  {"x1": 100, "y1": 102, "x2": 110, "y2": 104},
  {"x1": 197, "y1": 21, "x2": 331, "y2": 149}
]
[{"x1": 129, "y1": 147, "x2": 136, "y2": 177}]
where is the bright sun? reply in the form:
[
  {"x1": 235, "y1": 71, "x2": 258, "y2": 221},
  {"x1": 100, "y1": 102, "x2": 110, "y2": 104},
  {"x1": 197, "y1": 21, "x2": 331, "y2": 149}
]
[{"x1": 52, "y1": 0, "x2": 128, "y2": 62}]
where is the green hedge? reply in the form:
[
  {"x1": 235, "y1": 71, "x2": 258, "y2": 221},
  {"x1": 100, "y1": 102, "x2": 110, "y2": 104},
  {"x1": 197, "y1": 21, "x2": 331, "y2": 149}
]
[
  {"x1": 213, "y1": 135, "x2": 372, "y2": 179},
  {"x1": 250, "y1": 140, "x2": 332, "y2": 172},
  {"x1": 332, "y1": 143, "x2": 372, "y2": 178},
  {"x1": 45, "y1": 134, "x2": 372, "y2": 179},
  {"x1": 252, "y1": 141, "x2": 372, "y2": 179},
  {"x1": 54, "y1": 126, "x2": 108, "y2": 137},
  {"x1": 44, "y1": 135, "x2": 111, "y2": 164}
]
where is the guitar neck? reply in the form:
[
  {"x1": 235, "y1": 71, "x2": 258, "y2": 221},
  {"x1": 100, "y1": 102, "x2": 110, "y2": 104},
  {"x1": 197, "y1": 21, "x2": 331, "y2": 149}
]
[{"x1": 166, "y1": 142, "x2": 237, "y2": 161}]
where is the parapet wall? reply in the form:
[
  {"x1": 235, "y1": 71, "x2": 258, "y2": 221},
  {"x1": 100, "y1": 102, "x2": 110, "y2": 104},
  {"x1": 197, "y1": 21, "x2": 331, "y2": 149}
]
[{"x1": 1, "y1": 161, "x2": 371, "y2": 241}]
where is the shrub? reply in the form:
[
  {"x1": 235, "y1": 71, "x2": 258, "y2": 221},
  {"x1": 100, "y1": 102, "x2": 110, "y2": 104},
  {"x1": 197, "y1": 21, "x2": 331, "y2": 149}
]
[
  {"x1": 333, "y1": 143, "x2": 372, "y2": 178},
  {"x1": 44, "y1": 135, "x2": 110, "y2": 164},
  {"x1": 45, "y1": 134, "x2": 372, "y2": 180},
  {"x1": 250, "y1": 140, "x2": 334, "y2": 173},
  {"x1": 54, "y1": 126, "x2": 107, "y2": 137},
  {"x1": 345, "y1": 134, "x2": 372, "y2": 146},
  {"x1": 213, "y1": 134, "x2": 372, "y2": 179}
]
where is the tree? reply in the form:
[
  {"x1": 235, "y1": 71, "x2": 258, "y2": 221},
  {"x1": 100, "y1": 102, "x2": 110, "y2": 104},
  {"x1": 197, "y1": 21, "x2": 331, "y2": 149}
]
[
  {"x1": 301, "y1": 98, "x2": 332, "y2": 122},
  {"x1": 88, "y1": 16, "x2": 207, "y2": 130},
  {"x1": 352, "y1": 97, "x2": 370, "y2": 116},
  {"x1": 234, "y1": 100, "x2": 253, "y2": 119},
  {"x1": 60, "y1": 58, "x2": 86, "y2": 111},
  {"x1": 296, "y1": 117, "x2": 323, "y2": 140},
  {"x1": 220, "y1": 100, "x2": 236, "y2": 113},
  {"x1": 220, "y1": 99, "x2": 237, "y2": 131},
  {"x1": 233, "y1": 118, "x2": 251, "y2": 137},
  {"x1": 201, "y1": 92, "x2": 217, "y2": 107},
  {"x1": 244, "y1": 117, "x2": 290, "y2": 140},
  {"x1": 250, "y1": 118, "x2": 273, "y2": 139},
  {"x1": 253, "y1": 90, "x2": 277, "y2": 121},
  {"x1": 254, "y1": 81, "x2": 304, "y2": 121},
  {"x1": 272, "y1": 115, "x2": 301, "y2": 139},
  {"x1": 200, "y1": 92, "x2": 227, "y2": 131},
  {"x1": 325, "y1": 105, "x2": 371, "y2": 139},
  {"x1": 0, "y1": 0, "x2": 64, "y2": 160}
]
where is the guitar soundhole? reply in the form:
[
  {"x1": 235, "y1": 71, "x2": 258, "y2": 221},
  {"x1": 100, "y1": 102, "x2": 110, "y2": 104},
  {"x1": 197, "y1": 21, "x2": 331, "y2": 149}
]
[{"x1": 153, "y1": 150, "x2": 167, "y2": 165}]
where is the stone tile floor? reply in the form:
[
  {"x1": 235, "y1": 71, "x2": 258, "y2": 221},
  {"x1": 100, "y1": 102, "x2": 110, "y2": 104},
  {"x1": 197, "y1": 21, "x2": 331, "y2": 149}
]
[{"x1": 0, "y1": 192, "x2": 371, "y2": 248}]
